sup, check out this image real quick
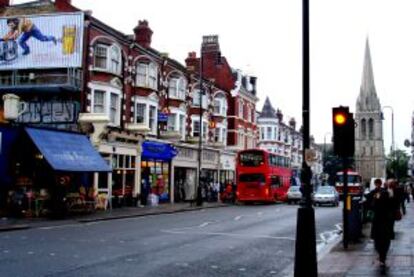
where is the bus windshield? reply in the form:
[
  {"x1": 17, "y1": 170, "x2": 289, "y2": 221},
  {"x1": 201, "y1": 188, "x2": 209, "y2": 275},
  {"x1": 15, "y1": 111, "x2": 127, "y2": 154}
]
[
  {"x1": 239, "y1": 151, "x2": 264, "y2": 166},
  {"x1": 336, "y1": 175, "x2": 361, "y2": 183}
]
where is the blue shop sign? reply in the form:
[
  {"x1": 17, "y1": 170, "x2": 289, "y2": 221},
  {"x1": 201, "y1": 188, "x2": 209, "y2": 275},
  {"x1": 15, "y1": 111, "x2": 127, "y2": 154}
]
[
  {"x1": 158, "y1": 113, "x2": 169, "y2": 123},
  {"x1": 142, "y1": 141, "x2": 177, "y2": 161},
  {"x1": 0, "y1": 126, "x2": 20, "y2": 187}
]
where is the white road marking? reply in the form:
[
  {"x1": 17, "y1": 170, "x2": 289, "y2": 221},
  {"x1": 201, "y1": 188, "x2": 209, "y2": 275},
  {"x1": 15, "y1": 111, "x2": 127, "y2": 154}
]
[
  {"x1": 27, "y1": 251, "x2": 34, "y2": 255},
  {"x1": 162, "y1": 229, "x2": 295, "y2": 241},
  {"x1": 199, "y1": 222, "x2": 213, "y2": 228},
  {"x1": 126, "y1": 258, "x2": 134, "y2": 262},
  {"x1": 257, "y1": 212, "x2": 263, "y2": 216},
  {"x1": 335, "y1": 223, "x2": 342, "y2": 231},
  {"x1": 270, "y1": 271, "x2": 277, "y2": 275},
  {"x1": 234, "y1": 216, "x2": 242, "y2": 221},
  {"x1": 239, "y1": 268, "x2": 246, "y2": 271},
  {"x1": 211, "y1": 265, "x2": 219, "y2": 269},
  {"x1": 176, "y1": 262, "x2": 189, "y2": 267},
  {"x1": 49, "y1": 253, "x2": 56, "y2": 256},
  {"x1": 3, "y1": 250, "x2": 9, "y2": 253}
]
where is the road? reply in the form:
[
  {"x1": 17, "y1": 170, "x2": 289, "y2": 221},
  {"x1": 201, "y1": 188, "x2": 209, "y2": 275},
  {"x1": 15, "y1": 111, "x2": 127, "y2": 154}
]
[{"x1": 0, "y1": 204, "x2": 342, "y2": 277}]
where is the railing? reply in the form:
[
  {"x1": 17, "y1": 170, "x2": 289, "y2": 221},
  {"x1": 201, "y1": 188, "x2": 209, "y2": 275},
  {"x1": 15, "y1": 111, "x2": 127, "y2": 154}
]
[{"x1": 0, "y1": 68, "x2": 82, "y2": 90}]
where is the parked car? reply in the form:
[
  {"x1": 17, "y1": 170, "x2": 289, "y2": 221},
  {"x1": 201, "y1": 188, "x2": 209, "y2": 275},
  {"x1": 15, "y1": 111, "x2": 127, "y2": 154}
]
[
  {"x1": 287, "y1": 186, "x2": 302, "y2": 204},
  {"x1": 312, "y1": 186, "x2": 339, "y2": 207}
]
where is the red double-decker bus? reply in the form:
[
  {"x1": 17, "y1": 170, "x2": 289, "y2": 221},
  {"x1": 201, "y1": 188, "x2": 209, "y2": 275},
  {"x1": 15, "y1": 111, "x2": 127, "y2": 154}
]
[{"x1": 236, "y1": 149, "x2": 292, "y2": 203}]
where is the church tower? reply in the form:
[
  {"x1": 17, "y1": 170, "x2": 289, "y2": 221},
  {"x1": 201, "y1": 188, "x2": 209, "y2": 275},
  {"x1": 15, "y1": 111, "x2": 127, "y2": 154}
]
[{"x1": 355, "y1": 39, "x2": 386, "y2": 183}]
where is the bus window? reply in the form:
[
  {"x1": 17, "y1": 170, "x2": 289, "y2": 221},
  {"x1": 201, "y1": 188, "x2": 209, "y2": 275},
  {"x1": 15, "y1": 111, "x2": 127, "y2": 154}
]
[
  {"x1": 239, "y1": 151, "x2": 264, "y2": 166},
  {"x1": 239, "y1": 173, "x2": 265, "y2": 183},
  {"x1": 270, "y1": 176, "x2": 281, "y2": 187}
]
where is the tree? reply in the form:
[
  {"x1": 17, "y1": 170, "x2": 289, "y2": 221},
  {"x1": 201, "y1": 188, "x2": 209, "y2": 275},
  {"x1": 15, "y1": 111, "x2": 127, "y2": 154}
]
[{"x1": 386, "y1": 149, "x2": 409, "y2": 181}]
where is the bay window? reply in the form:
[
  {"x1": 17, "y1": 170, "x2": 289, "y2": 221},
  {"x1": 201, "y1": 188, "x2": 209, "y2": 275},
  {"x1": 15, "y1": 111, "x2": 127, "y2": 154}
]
[
  {"x1": 133, "y1": 95, "x2": 158, "y2": 135},
  {"x1": 90, "y1": 84, "x2": 122, "y2": 126},
  {"x1": 94, "y1": 44, "x2": 122, "y2": 75},
  {"x1": 169, "y1": 77, "x2": 186, "y2": 100},
  {"x1": 136, "y1": 61, "x2": 158, "y2": 90},
  {"x1": 192, "y1": 118, "x2": 207, "y2": 139},
  {"x1": 192, "y1": 90, "x2": 207, "y2": 108},
  {"x1": 213, "y1": 93, "x2": 227, "y2": 116},
  {"x1": 166, "y1": 110, "x2": 186, "y2": 140}
]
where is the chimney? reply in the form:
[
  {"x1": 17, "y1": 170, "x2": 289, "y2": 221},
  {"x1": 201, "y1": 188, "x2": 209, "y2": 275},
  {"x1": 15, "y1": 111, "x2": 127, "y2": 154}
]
[
  {"x1": 276, "y1": 109, "x2": 283, "y2": 122},
  {"x1": 289, "y1": 117, "x2": 296, "y2": 130},
  {"x1": 0, "y1": 0, "x2": 10, "y2": 8},
  {"x1": 55, "y1": 0, "x2": 75, "y2": 11},
  {"x1": 185, "y1": 52, "x2": 198, "y2": 72},
  {"x1": 134, "y1": 20, "x2": 153, "y2": 48},
  {"x1": 201, "y1": 35, "x2": 221, "y2": 63}
]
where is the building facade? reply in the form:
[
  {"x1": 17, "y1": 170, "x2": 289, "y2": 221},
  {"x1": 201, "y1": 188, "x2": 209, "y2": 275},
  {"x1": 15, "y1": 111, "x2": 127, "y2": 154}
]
[
  {"x1": 0, "y1": 0, "x2": 258, "y2": 212},
  {"x1": 355, "y1": 39, "x2": 386, "y2": 183},
  {"x1": 256, "y1": 97, "x2": 323, "y2": 182}
]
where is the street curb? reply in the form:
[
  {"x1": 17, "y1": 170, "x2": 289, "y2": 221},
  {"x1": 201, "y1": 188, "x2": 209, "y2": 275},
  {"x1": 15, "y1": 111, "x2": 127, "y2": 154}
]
[
  {"x1": 0, "y1": 224, "x2": 30, "y2": 232},
  {"x1": 77, "y1": 204, "x2": 229, "y2": 223}
]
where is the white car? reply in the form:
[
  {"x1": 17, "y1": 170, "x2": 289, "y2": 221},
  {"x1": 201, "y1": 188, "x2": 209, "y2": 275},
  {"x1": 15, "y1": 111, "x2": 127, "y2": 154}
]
[
  {"x1": 287, "y1": 186, "x2": 302, "y2": 204},
  {"x1": 312, "y1": 186, "x2": 339, "y2": 207}
]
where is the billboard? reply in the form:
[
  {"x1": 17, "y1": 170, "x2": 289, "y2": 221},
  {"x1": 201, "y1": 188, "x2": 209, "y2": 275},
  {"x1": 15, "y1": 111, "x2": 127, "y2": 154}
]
[{"x1": 0, "y1": 12, "x2": 84, "y2": 70}]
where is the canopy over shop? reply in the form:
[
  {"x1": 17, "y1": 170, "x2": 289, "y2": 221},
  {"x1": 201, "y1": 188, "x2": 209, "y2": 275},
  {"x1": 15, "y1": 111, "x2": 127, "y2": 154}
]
[
  {"x1": 0, "y1": 126, "x2": 111, "y2": 217},
  {"x1": 140, "y1": 140, "x2": 177, "y2": 204}
]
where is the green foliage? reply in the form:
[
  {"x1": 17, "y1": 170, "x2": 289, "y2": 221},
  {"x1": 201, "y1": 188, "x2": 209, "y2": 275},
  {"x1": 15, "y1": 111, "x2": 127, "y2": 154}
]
[{"x1": 386, "y1": 149, "x2": 410, "y2": 180}]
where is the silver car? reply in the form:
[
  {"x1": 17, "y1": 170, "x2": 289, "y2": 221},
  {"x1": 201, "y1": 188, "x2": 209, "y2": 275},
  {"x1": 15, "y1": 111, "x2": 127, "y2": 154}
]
[
  {"x1": 312, "y1": 186, "x2": 339, "y2": 207},
  {"x1": 287, "y1": 186, "x2": 302, "y2": 204}
]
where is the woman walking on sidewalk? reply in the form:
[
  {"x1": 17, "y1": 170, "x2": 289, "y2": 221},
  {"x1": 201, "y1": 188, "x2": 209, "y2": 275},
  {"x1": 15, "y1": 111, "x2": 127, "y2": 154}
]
[{"x1": 368, "y1": 178, "x2": 394, "y2": 272}]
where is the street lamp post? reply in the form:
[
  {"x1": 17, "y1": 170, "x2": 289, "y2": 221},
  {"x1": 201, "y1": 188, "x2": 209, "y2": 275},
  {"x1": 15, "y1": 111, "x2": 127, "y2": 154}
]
[
  {"x1": 196, "y1": 47, "x2": 204, "y2": 207},
  {"x1": 294, "y1": 1, "x2": 318, "y2": 276}
]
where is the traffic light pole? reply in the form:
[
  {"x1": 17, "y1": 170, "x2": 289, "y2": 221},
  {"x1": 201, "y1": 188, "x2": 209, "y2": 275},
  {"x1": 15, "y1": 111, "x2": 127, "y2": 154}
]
[
  {"x1": 294, "y1": 0, "x2": 318, "y2": 276},
  {"x1": 342, "y1": 158, "x2": 349, "y2": 249}
]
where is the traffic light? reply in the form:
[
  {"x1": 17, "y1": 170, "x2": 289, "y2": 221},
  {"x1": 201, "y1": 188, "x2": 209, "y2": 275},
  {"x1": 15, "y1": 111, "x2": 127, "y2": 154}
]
[{"x1": 332, "y1": 106, "x2": 355, "y2": 157}]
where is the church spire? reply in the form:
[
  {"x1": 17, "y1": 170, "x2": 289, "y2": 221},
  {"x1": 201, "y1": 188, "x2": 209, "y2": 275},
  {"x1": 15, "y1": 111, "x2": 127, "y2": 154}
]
[
  {"x1": 357, "y1": 37, "x2": 380, "y2": 111},
  {"x1": 361, "y1": 38, "x2": 376, "y2": 95}
]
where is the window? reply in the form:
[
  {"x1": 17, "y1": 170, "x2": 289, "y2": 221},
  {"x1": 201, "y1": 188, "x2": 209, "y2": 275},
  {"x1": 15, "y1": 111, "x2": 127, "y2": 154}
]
[
  {"x1": 361, "y1": 118, "x2": 366, "y2": 139},
  {"x1": 213, "y1": 94, "x2": 227, "y2": 116},
  {"x1": 149, "y1": 105, "x2": 157, "y2": 133},
  {"x1": 135, "y1": 103, "x2": 146, "y2": 124},
  {"x1": 169, "y1": 77, "x2": 186, "y2": 100},
  {"x1": 260, "y1": 127, "x2": 265, "y2": 140},
  {"x1": 167, "y1": 113, "x2": 177, "y2": 131},
  {"x1": 266, "y1": 127, "x2": 272, "y2": 140},
  {"x1": 192, "y1": 119, "x2": 207, "y2": 139},
  {"x1": 246, "y1": 106, "x2": 251, "y2": 121},
  {"x1": 94, "y1": 45, "x2": 107, "y2": 69},
  {"x1": 239, "y1": 100, "x2": 244, "y2": 118},
  {"x1": 215, "y1": 128, "x2": 220, "y2": 142},
  {"x1": 136, "y1": 62, "x2": 158, "y2": 90},
  {"x1": 133, "y1": 96, "x2": 158, "y2": 134},
  {"x1": 273, "y1": 127, "x2": 277, "y2": 140},
  {"x1": 368, "y1": 118, "x2": 374, "y2": 139},
  {"x1": 94, "y1": 44, "x2": 122, "y2": 75},
  {"x1": 90, "y1": 85, "x2": 122, "y2": 126},
  {"x1": 93, "y1": 90, "x2": 105, "y2": 113},
  {"x1": 109, "y1": 93, "x2": 119, "y2": 124},
  {"x1": 179, "y1": 114, "x2": 185, "y2": 138},
  {"x1": 213, "y1": 99, "x2": 221, "y2": 114},
  {"x1": 192, "y1": 90, "x2": 207, "y2": 108}
]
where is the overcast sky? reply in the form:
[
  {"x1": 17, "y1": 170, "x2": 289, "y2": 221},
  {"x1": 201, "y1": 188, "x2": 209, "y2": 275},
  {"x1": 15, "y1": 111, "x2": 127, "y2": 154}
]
[{"x1": 13, "y1": 0, "x2": 414, "y2": 154}]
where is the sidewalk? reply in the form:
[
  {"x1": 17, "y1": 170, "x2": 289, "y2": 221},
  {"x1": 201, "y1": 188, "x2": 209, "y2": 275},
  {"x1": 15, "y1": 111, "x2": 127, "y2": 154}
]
[
  {"x1": 319, "y1": 201, "x2": 414, "y2": 276},
  {"x1": 0, "y1": 202, "x2": 228, "y2": 232}
]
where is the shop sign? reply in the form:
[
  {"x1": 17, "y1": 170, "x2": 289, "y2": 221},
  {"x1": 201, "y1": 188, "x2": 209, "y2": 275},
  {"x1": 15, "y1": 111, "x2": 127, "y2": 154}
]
[
  {"x1": 17, "y1": 100, "x2": 79, "y2": 124},
  {"x1": 158, "y1": 112, "x2": 168, "y2": 122},
  {"x1": 0, "y1": 13, "x2": 84, "y2": 70}
]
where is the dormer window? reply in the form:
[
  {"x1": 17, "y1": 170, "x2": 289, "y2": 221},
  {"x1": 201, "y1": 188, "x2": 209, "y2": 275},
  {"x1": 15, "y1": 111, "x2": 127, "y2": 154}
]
[
  {"x1": 168, "y1": 76, "x2": 186, "y2": 100},
  {"x1": 94, "y1": 44, "x2": 122, "y2": 75},
  {"x1": 136, "y1": 61, "x2": 158, "y2": 90}
]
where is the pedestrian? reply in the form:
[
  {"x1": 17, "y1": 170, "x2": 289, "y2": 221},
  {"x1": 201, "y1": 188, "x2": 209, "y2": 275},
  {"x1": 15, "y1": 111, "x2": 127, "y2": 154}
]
[
  {"x1": 367, "y1": 178, "x2": 394, "y2": 272},
  {"x1": 410, "y1": 183, "x2": 414, "y2": 201},
  {"x1": 393, "y1": 181, "x2": 406, "y2": 215}
]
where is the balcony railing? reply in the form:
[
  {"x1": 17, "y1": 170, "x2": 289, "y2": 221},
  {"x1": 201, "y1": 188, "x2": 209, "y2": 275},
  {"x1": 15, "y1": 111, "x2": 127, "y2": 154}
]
[{"x1": 0, "y1": 68, "x2": 82, "y2": 91}]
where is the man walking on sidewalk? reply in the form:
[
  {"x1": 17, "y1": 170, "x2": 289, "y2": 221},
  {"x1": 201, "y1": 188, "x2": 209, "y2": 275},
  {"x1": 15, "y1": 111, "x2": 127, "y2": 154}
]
[{"x1": 367, "y1": 178, "x2": 394, "y2": 273}]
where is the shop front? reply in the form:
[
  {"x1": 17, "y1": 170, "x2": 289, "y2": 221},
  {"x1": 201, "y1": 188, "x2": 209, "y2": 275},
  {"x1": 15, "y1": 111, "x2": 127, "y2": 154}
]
[
  {"x1": 141, "y1": 140, "x2": 177, "y2": 204},
  {"x1": 219, "y1": 151, "x2": 236, "y2": 188},
  {"x1": 201, "y1": 148, "x2": 220, "y2": 202},
  {"x1": 0, "y1": 126, "x2": 111, "y2": 218},
  {"x1": 172, "y1": 145, "x2": 198, "y2": 203}
]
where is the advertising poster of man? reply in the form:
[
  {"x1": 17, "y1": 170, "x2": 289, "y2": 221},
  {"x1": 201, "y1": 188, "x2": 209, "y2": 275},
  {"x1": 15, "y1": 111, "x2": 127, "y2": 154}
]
[{"x1": 0, "y1": 13, "x2": 84, "y2": 69}]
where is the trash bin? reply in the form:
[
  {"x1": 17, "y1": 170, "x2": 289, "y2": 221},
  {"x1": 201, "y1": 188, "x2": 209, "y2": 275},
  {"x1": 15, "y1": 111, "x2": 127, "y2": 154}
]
[{"x1": 347, "y1": 195, "x2": 363, "y2": 242}]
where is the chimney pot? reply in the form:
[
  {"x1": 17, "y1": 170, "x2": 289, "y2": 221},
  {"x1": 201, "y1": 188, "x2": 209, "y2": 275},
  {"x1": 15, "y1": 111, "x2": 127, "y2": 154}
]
[{"x1": 134, "y1": 20, "x2": 153, "y2": 48}]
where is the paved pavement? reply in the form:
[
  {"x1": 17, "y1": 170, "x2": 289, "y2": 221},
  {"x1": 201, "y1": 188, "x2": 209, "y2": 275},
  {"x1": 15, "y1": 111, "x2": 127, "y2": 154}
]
[
  {"x1": 0, "y1": 203, "x2": 342, "y2": 277},
  {"x1": 318, "y1": 200, "x2": 414, "y2": 276},
  {"x1": 0, "y1": 202, "x2": 227, "y2": 231}
]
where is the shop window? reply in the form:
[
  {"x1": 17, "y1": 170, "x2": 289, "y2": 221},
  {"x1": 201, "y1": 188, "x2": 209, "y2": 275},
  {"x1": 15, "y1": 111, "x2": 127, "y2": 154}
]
[{"x1": 136, "y1": 61, "x2": 158, "y2": 90}]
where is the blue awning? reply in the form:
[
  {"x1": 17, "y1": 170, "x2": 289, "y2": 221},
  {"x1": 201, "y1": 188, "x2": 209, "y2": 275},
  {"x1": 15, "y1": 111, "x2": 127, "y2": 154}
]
[
  {"x1": 26, "y1": 127, "x2": 111, "y2": 172},
  {"x1": 142, "y1": 140, "x2": 177, "y2": 161}
]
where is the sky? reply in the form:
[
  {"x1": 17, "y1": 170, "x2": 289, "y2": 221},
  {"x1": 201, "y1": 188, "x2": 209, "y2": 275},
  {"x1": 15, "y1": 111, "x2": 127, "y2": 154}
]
[{"x1": 12, "y1": 0, "x2": 414, "y2": 154}]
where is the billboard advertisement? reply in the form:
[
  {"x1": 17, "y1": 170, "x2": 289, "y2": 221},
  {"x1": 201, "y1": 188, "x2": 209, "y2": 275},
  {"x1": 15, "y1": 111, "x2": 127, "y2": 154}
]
[{"x1": 0, "y1": 12, "x2": 84, "y2": 70}]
